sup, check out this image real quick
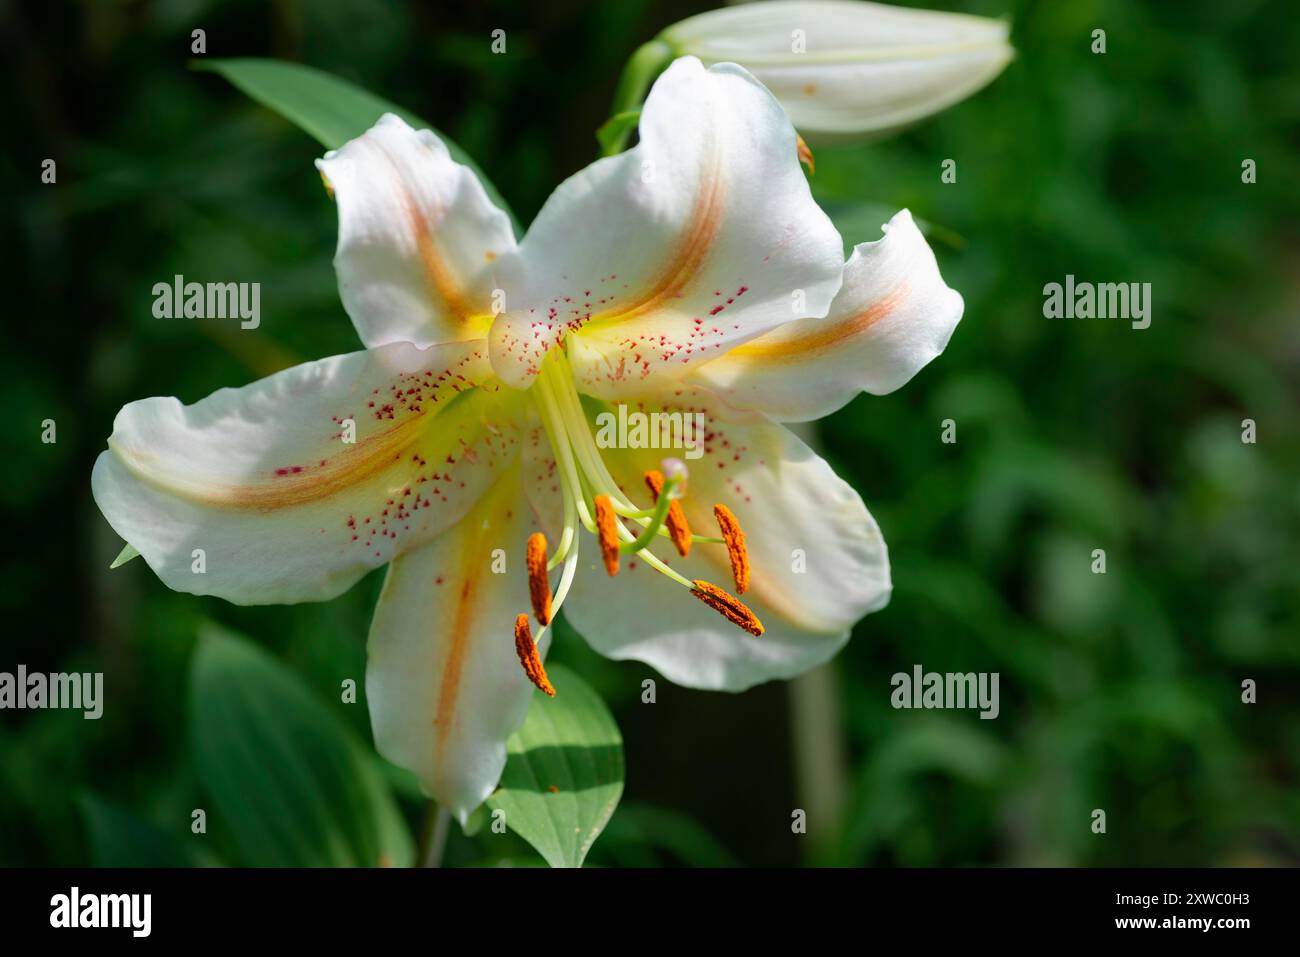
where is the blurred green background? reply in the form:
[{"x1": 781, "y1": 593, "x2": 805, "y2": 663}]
[{"x1": 2, "y1": 0, "x2": 1298, "y2": 867}]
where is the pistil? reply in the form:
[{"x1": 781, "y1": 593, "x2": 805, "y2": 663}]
[
  {"x1": 510, "y1": 348, "x2": 767, "y2": 694},
  {"x1": 644, "y1": 469, "x2": 692, "y2": 556}
]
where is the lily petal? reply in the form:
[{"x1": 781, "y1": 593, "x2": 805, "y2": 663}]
[
  {"x1": 663, "y1": 1, "x2": 1013, "y2": 140},
  {"x1": 366, "y1": 467, "x2": 547, "y2": 823},
  {"x1": 488, "y1": 57, "x2": 843, "y2": 395},
  {"x1": 519, "y1": 423, "x2": 565, "y2": 538},
  {"x1": 689, "y1": 209, "x2": 962, "y2": 421},
  {"x1": 91, "y1": 340, "x2": 526, "y2": 604},
  {"x1": 565, "y1": 386, "x2": 889, "y2": 690},
  {"x1": 318, "y1": 114, "x2": 517, "y2": 349}
]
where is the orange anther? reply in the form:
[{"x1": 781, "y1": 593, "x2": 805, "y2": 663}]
[
  {"x1": 690, "y1": 580, "x2": 764, "y2": 637},
  {"x1": 594, "y1": 495, "x2": 620, "y2": 576},
  {"x1": 526, "y1": 532, "x2": 552, "y2": 624},
  {"x1": 513, "y1": 614, "x2": 556, "y2": 696},
  {"x1": 713, "y1": 504, "x2": 751, "y2": 594}
]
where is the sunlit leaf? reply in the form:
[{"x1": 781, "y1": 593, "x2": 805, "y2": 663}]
[{"x1": 486, "y1": 663, "x2": 623, "y2": 868}]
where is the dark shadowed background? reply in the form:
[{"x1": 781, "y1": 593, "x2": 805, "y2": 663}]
[{"x1": 2, "y1": 0, "x2": 1297, "y2": 866}]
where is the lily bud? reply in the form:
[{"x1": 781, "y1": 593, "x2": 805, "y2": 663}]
[{"x1": 660, "y1": 0, "x2": 1013, "y2": 140}]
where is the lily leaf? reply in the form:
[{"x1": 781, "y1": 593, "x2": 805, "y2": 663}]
[
  {"x1": 109, "y1": 543, "x2": 140, "y2": 568},
  {"x1": 190, "y1": 625, "x2": 414, "y2": 867},
  {"x1": 194, "y1": 57, "x2": 520, "y2": 236},
  {"x1": 80, "y1": 794, "x2": 217, "y2": 867},
  {"x1": 486, "y1": 663, "x2": 624, "y2": 868}
]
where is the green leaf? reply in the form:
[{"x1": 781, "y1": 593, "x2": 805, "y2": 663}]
[
  {"x1": 486, "y1": 663, "x2": 623, "y2": 868},
  {"x1": 80, "y1": 794, "x2": 217, "y2": 867},
  {"x1": 109, "y1": 543, "x2": 140, "y2": 568},
  {"x1": 190, "y1": 625, "x2": 414, "y2": 867},
  {"x1": 194, "y1": 58, "x2": 519, "y2": 236}
]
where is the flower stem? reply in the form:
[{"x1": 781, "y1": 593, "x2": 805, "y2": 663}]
[
  {"x1": 417, "y1": 803, "x2": 451, "y2": 868},
  {"x1": 790, "y1": 661, "x2": 849, "y2": 864},
  {"x1": 785, "y1": 420, "x2": 851, "y2": 865}
]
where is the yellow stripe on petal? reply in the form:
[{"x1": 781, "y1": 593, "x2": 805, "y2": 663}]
[
  {"x1": 725, "y1": 280, "x2": 910, "y2": 362},
  {"x1": 586, "y1": 173, "x2": 726, "y2": 329},
  {"x1": 91, "y1": 340, "x2": 527, "y2": 606},
  {"x1": 365, "y1": 463, "x2": 548, "y2": 821},
  {"x1": 319, "y1": 114, "x2": 517, "y2": 350},
  {"x1": 690, "y1": 210, "x2": 963, "y2": 421}
]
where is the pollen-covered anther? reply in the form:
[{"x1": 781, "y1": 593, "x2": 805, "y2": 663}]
[
  {"x1": 513, "y1": 614, "x2": 556, "y2": 697},
  {"x1": 690, "y1": 580, "x2": 764, "y2": 637},
  {"x1": 713, "y1": 504, "x2": 750, "y2": 594},
  {"x1": 645, "y1": 470, "x2": 692, "y2": 557},
  {"x1": 526, "y1": 532, "x2": 552, "y2": 624},
  {"x1": 594, "y1": 495, "x2": 620, "y2": 576}
]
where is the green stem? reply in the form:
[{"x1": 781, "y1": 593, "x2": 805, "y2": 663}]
[
  {"x1": 785, "y1": 421, "x2": 851, "y2": 865},
  {"x1": 602, "y1": 38, "x2": 676, "y2": 155},
  {"x1": 417, "y1": 803, "x2": 451, "y2": 868}
]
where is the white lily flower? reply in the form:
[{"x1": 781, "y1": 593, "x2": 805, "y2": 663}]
[
  {"x1": 91, "y1": 57, "x2": 963, "y2": 821},
  {"x1": 660, "y1": 0, "x2": 1013, "y2": 138}
]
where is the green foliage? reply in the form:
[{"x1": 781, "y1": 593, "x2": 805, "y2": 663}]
[
  {"x1": 805, "y1": 0, "x2": 1300, "y2": 866},
  {"x1": 196, "y1": 58, "x2": 520, "y2": 235},
  {"x1": 487, "y1": 664, "x2": 625, "y2": 868},
  {"x1": 109, "y1": 543, "x2": 140, "y2": 568},
  {"x1": 80, "y1": 795, "x2": 213, "y2": 867},
  {"x1": 190, "y1": 626, "x2": 414, "y2": 867}
]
